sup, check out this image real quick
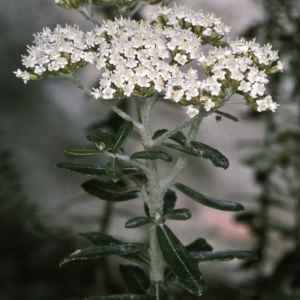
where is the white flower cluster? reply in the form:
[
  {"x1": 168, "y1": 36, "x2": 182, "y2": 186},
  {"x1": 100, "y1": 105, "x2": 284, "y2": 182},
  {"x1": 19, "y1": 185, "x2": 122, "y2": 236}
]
[
  {"x1": 199, "y1": 38, "x2": 283, "y2": 113},
  {"x1": 15, "y1": 25, "x2": 89, "y2": 82},
  {"x1": 88, "y1": 19, "x2": 202, "y2": 105},
  {"x1": 151, "y1": 5, "x2": 231, "y2": 45},
  {"x1": 15, "y1": 6, "x2": 283, "y2": 117}
]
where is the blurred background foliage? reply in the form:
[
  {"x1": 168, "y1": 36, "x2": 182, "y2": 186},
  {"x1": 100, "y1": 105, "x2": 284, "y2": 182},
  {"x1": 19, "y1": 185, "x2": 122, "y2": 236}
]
[
  {"x1": 235, "y1": 0, "x2": 300, "y2": 299},
  {"x1": 1, "y1": 0, "x2": 300, "y2": 299}
]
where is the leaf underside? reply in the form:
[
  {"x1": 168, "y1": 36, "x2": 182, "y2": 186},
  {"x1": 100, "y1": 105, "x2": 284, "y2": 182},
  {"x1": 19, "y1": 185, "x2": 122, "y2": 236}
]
[
  {"x1": 81, "y1": 232, "x2": 150, "y2": 267},
  {"x1": 189, "y1": 250, "x2": 258, "y2": 262},
  {"x1": 60, "y1": 242, "x2": 147, "y2": 266},
  {"x1": 56, "y1": 163, "x2": 143, "y2": 177}
]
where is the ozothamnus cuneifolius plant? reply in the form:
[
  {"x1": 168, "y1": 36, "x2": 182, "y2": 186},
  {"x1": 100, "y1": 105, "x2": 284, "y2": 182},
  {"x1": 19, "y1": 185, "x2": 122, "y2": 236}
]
[{"x1": 15, "y1": 1, "x2": 283, "y2": 299}]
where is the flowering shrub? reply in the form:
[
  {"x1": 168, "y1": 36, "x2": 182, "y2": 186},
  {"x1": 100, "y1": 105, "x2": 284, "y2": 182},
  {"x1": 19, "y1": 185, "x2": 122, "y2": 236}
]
[{"x1": 15, "y1": 1, "x2": 283, "y2": 299}]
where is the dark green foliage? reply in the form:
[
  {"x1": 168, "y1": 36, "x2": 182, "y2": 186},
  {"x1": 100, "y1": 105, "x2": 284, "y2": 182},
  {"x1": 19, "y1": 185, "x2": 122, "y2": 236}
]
[
  {"x1": 215, "y1": 110, "x2": 239, "y2": 122},
  {"x1": 86, "y1": 130, "x2": 115, "y2": 151},
  {"x1": 120, "y1": 265, "x2": 150, "y2": 293},
  {"x1": 163, "y1": 142, "x2": 229, "y2": 169},
  {"x1": 153, "y1": 129, "x2": 186, "y2": 146},
  {"x1": 164, "y1": 208, "x2": 191, "y2": 221},
  {"x1": 56, "y1": 163, "x2": 143, "y2": 177},
  {"x1": 80, "y1": 232, "x2": 150, "y2": 267},
  {"x1": 185, "y1": 238, "x2": 213, "y2": 252},
  {"x1": 81, "y1": 232, "x2": 122, "y2": 246},
  {"x1": 65, "y1": 146, "x2": 101, "y2": 155},
  {"x1": 60, "y1": 243, "x2": 147, "y2": 266},
  {"x1": 125, "y1": 217, "x2": 153, "y2": 228},
  {"x1": 131, "y1": 151, "x2": 172, "y2": 163},
  {"x1": 112, "y1": 121, "x2": 134, "y2": 154},
  {"x1": 189, "y1": 250, "x2": 257, "y2": 262},
  {"x1": 81, "y1": 179, "x2": 139, "y2": 201},
  {"x1": 152, "y1": 129, "x2": 168, "y2": 140},
  {"x1": 173, "y1": 182, "x2": 244, "y2": 212},
  {"x1": 190, "y1": 141, "x2": 229, "y2": 169},
  {"x1": 157, "y1": 225, "x2": 206, "y2": 296},
  {"x1": 105, "y1": 157, "x2": 123, "y2": 182},
  {"x1": 163, "y1": 189, "x2": 177, "y2": 214}
]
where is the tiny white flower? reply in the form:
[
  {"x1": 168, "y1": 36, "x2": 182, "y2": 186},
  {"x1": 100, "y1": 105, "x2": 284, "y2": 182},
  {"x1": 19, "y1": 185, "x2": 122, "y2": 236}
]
[
  {"x1": 186, "y1": 106, "x2": 199, "y2": 118},
  {"x1": 14, "y1": 69, "x2": 30, "y2": 84},
  {"x1": 174, "y1": 53, "x2": 188, "y2": 65},
  {"x1": 230, "y1": 69, "x2": 244, "y2": 81},
  {"x1": 204, "y1": 98, "x2": 215, "y2": 111},
  {"x1": 256, "y1": 99, "x2": 268, "y2": 112},
  {"x1": 265, "y1": 95, "x2": 278, "y2": 112},
  {"x1": 91, "y1": 88, "x2": 102, "y2": 99},
  {"x1": 238, "y1": 80, "x2": 252, "y2": 93},
  {"x1": 277, "y1": 60, "x2": 284, "y2": 72},
  {"x1": 102, "y1": 86, "x2": 116, "y2": 99},
  {"x1": 250, "y1": 82, "x2": 265, "y2": 98},
  {"x1": 202, "y1": 27, "x2": 212, "y2": 36},
  {"x1": 82, "y1": 52, "x2": 95, "y2": 64}
]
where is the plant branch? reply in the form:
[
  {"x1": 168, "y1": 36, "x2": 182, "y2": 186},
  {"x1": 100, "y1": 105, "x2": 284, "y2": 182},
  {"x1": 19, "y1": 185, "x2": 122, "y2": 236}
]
[{"x1": 61, "y1": 73, "x2": 142, "y2": 130}]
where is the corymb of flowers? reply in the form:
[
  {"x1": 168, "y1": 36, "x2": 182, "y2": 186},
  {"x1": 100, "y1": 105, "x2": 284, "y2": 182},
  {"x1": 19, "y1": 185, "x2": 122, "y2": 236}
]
[{"x1": 15, "y1": 5, "x2": 283, "y2": 117}]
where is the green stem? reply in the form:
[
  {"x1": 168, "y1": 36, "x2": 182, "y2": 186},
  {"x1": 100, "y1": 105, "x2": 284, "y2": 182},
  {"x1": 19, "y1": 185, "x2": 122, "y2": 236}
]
[
  {"x1": 135, "y1": 95, "x2": 165, "y2": 282},
  {"x1": 161, "y1": 112, "x2": 204, "y2": 191},
  {"x1": 62, "y1": 73, "x2": 142, "y2": 130}
]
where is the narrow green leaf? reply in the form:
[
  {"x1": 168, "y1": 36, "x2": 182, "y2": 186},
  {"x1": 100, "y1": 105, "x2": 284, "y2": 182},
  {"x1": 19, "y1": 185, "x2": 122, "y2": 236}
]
[
  {"x1": 215, "y1": 110, "x2": 239, "y2": 122},
  {"x1": 153, "y1": 129, "x2": 168, "y2": 140},
  {"x1": 125, "y1": 217, "x2": 153, "y2": 229},
  {"x1": 65, "y1": 146, "x2": 100, "y2": 156},
  {"x1": 81, "y1": 232, "x2": 150, "y2": 267},
  {"x1": 189, "y1": 250, "x2": 257, "y2": 262},
  {"x1": 163, "y1": 190, "x2": 177, "y2": 214},
  {"x1": 112, "y1": 121, "x2": 134, "y2": 154},
  {"x1": 153, "y1": 129, "x2": 186, "y2": 146},
  {"x1": 105, "y1": 157, "x2": 123, "y2": 182},
  {"x1": 144, "y1": 203, "x2": 150, "y2": 218},
  {"x1": 163, "y1": 143, "x2": 229, "y2": 169},
  {"x1": 82, "y1": 179, "x2": 139, "y2": 202},
  {"x1": 84, "y1": 295, "x2": 146, "y2": 300},
  {"x1": 157, "y1": 224, "x2": 206, "y2": 296},
  {"x1": 86, "y1": 130, "x2": 115, "y2": 150},
  {"x1": 185, "y1": 238, "x2": 213, "y2": 252},
  {"x1": 80, "y1": 232, "x2": 122, "y2": 246},
  {"x1": 131, "y1": 151, "x2": 172, "y2": 163},
  {"x1": 60, "y1": 243, "x2": 147, "y2": 266},
  {"x1": 120, "y1": 265, "x2": 150, "y2": 294},
  {"x1": 164, "y1": 208, "x2": 191, "y2": 221},
  {"x1": 163, "y1": 143, "x2": 198, "y2": 157},
  {"x1": 56, "y1": 163, "x2": 143, "y2": 177},
  {"x1": 145, "y1": 281, "x2": 168, "y2": 300},
  {"x1": 191, "y1": 141, "x2": 229, "y2": 169},
  {"x1": 169, "y1": 131, "x2": 186, "y2": 146},
  {"x1": 173, "y1": 182, "x2": 244, "y2": 212}
]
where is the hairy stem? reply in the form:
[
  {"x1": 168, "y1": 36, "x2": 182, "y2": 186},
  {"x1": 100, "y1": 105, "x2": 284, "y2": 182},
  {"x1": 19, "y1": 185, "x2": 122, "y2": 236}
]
[
  {"x1": 135, "y1": 95, "x2": 165, "y2": 282},
  {"x1": 62, "y1": 74, "x2": 142, "y2": 129}
]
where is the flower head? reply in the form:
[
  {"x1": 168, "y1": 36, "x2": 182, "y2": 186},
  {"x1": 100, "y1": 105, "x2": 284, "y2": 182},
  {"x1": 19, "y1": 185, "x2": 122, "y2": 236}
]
[{"x1": 16, "y1": 6, "x2": 282, "y2": 116}]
